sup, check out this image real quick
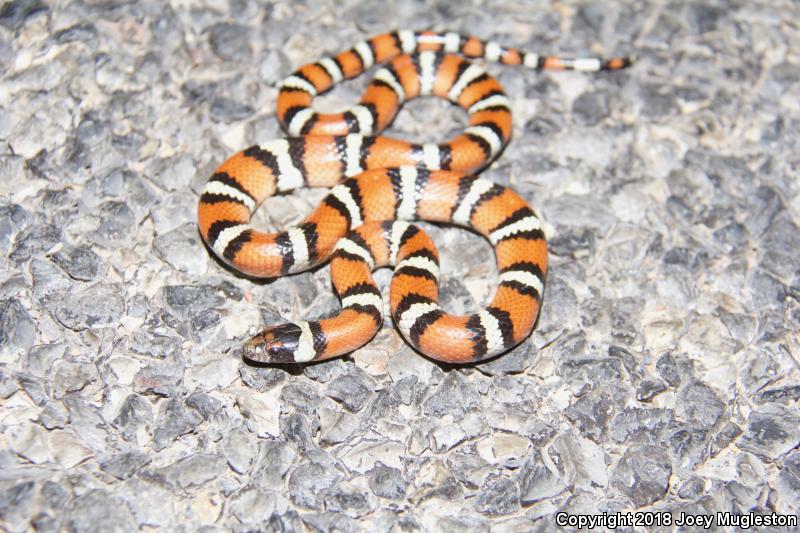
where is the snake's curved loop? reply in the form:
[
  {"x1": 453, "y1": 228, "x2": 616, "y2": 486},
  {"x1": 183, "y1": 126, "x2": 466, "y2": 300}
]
[{"x1": 197, "y1": 30, "x2": 631, "y2": 362}]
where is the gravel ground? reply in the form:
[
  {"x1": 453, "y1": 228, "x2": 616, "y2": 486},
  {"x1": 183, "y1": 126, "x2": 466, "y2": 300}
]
[{"x1": 1, "y1": 0, "x2": 799, "y2": 531}]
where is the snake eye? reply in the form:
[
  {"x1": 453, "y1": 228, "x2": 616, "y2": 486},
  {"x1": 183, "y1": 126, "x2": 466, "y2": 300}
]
[
  {"x1": 269, "y1": 343, "x2": 291, "y2": 358},
  {"x1": 267, "y1": 344, "x2": 295, "y2": 362}
]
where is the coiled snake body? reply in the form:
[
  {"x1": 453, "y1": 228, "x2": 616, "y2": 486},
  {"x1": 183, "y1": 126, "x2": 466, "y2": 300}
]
[{"x1": 197, "y1": 30, "x2": 631, "y2": 364}]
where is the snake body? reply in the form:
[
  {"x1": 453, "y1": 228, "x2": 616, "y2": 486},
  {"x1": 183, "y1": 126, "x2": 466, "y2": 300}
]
[{"x1": 197, "y1": 30, "x2": 631, "y2": 364}]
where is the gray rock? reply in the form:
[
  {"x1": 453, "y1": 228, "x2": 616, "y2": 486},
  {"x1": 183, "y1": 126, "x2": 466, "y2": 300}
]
[
  {"x1": 776, "y1": 451, "x2": 800, "y2": 510},
  {"x1": 558, "y1": 350, "x2": 625, "y2": 386},
  {"x1": 163, "y1": 284, "x2": 225, "y2": 322},
  {"x1": 676, "y1": 381, "x2": 725, "y2": 430},
  {"x1": 548, "y1": 227, "x2": 596, "y2": 258},
  {"x1": 686, "y1": 2, "x2": 723, "y2": 33},
  {"x1": 224, "y1": 428, "x2": 258, "y2": 474},
  {"x1": 525, "y1": 418, "x2": 557, "y2": 448},
  {"x1": 120, "y1": 477, "x2": 176, "y2": 529},
  {"x1": 63, "y1": 395, "x2": 108, "y2": 452},
  {"x1": 31, "y1": 512, "x2": 58, "y2": 533},
  {"x1": 161, "y1": 453, "x2": 225, "y2": 489},
  {"x1": 0, "y1": 366, "x2": 20, "y2": 398},
  {"x1": 438, "y1": 514, "x2": 491, "y2": 532},
  {"x1": 0, "y1": 480, "x2": 37, "y2": 530},
  {"x1": 745, "y1": 186, "x2": 784, "y2": 237},
  {"x1": 186, "y1": 391, "x2": 222, "y2": 419},
  {"x1": 39, "y1": 403, "x2": 68, "y2": 431},
  {"x1": 0, "y1": 274, "x2": 30, "y2": 303},
  {"x1": 54, "y1": 23, "x2": 98, "y2": 44},
  {"x1": 656, "y1": 352, "x2": 681, "y2": 387},
  {"x1": 666, "y1": 194, "x2": 693, "y2": 221},
  {"x1": 423, "y1": 372, "x2": 481, "y2": 417},
  {"x1": 431, "y1": 422, "x2": 467, "y2": 453},
  {"x1": 280, "y1": 413, "x2": 317, "y2": 453},
  {"x1": 181, "y1": 80, "x2": 218, "y2": 105},
  {"x1": 524, "y1": 113, "x2": 564, "y2": 137},
  {"x1": 153, "y1": 223, "x2": 206, "y2": 275},
  {"x1": 576, "y1": 2, "x2": 606, "y2": 31},
  {"x1": 609, "y1": 345, "x2": 643, "y2": 381},
  {"x1": 42, "y1": 480, "x2": 69, "y2": 510},
  {"x1": 251, "y1": 441, "x2": 295, "y2": 487},
  {"x1": 409, "y1": 460, "x2": 463, "y2": 504},
  {"x1": 757, "y1": 384, "x2": 800, "y2": 405},
  {"x1": 374, "y1": 375, "x2": 417, "y2": 424},
  {"x1": 265, "y1": 510, "x2": 304, "y2": 532},
  {"x1": 31, "y1": 258, "x2": 72, "y2": 303},
  {"x1": 210, "y1": 97, "x2": 255, "y2": 123},
  {"x1": 152, "y1": 397, "x2": 204, "y2": 450},
  {"x1": 326, "y1": 372, "x2": 374, "y2": 413},
  {"x1": 280, "y1": 382, "x2": 322, "y2": 419},
  {"x1": 303, "y1": 357, "x2": 350, "y2": 383},
  {"x1": 0, "y1": 298, "x2": 36, "y2": 356},
  {"x1": 319, "y1": 407, "x2": 358, "y2": 445},
  {"x1": 49, "y1": 284, "x2": 125, "y2": 331},
  {"x1": 518, "y1": 461, "x2": 566, "y2": 505},
  {"x1": 34, "y1": 481, "x2": 69, "y2": 531},
  {"x1": 99, "y1": 451, "x2": 152, "y2": 480},
  {"x1": 391, "y1": 375, "x2": 417, "y2": 405},
  {"x1": 709, "y1": 421, "x2": 742, "y2": 457},
  {"x1": 129, "y1": 331, "x2": 181, "y2": 359},
  {"x1": 572, "y1": 90, "x2": 610, "y2": 126},
  {"x1": 228, "y1": 486, "x2": 277, "y2": 524},
  {"x1": 301, "y1": 512, "x2": 360, "y2": 533},
  {"x1": 635, "y1": 377, "x2": 668, "y2": 402},
  {"x1": 475, "y1": 476, "x2": 520, "y2": 515},
  {"x1": 288, "y1": 462, "x2": 343, "y2": 509},
  {"x1": 668, "y1": 423, "x2": 709, "y2": 473},
  {"x1": 239, "y1": 365, "x2": 286, "y2": 391},
  {"x1": 612, "y1": 444, "x2": 671, "y2": 507},
  {"x1": 639, "y1": 84, "x2": 678, "y2": 118},
  {"x1": 755, "y1": 309, "x2": 791, "y2": 342},
  {"x1": 50, "y1": 245, "x2": 102, "y2": 281},
  {"x1": 447, "y1": 450, "x2": 493, "y2": 490},
  {"x1": 564, "y1": 388, "x2": 615, "y2": 440},
  {"x1": 208, "y1": 23, "x2": 252, "y2": 63},
  {"x1": 476, "y1": 339, "x2": 535, "y2": 376},
  {"x1": 609, "y1": 408, "x2": 673, "y2": 444},
  {"x1": 132, "y1": 355, "x2": 185, "y2": 397},
  {"x1": 0, "y1": 0, "x2": 46, "y2": 30},
  {"x1": 94, "y1": 201, "x2": 135, "y2": 242},
  {"x1": 17, "y1": 372, "x2": 50, "y2": 405},
  {"x1": 677, "y1": 476, "x2": 707, "y2": 500},
  {"x1": 66, "y1": 489, "x2": 137, "y2": 533},
  {"x1": 112, "y1": 393, "x2": 153, "y2": 442},
  {"x1": 738, "y1": 404, "x2": 800, "y2": 459},
  {"x1": 760, "y1": 216, "x2": 800, "y2": 281},
  {"x1": 52, "y1": 361, "x2": 96, "y2": 397},
  {"x1": 367, "y1": 462, "x2": 406, "y2": 500},
  {"x1": 0, "y1": 202, "x2": 29, "y2": 248},
  {"x1": 323, "y1": 482, "x2": 373, "y2": 517},
  {"x1": 713, "y1": 221, "x2": 748, "y2": 251}
]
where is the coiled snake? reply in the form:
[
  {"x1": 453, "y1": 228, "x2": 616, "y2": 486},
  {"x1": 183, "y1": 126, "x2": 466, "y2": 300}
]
[{"x1": 197, "y1": 30, "x2": 631, "y2": 363}]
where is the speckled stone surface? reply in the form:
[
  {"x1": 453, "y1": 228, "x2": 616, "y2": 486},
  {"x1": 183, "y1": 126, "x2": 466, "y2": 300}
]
[{"x1": 1, "y1": 0, "x2": 799, "y2": 531}]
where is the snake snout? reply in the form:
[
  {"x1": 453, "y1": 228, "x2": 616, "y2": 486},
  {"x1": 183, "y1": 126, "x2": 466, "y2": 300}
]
[{"x1": 241, "y1": 323, "x2": 302, "y2": 363}]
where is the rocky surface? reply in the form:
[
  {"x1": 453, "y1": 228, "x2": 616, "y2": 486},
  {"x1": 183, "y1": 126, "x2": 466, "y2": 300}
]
[{"x1": 1, "y1": 0, "x2": 799, "y2": 531}]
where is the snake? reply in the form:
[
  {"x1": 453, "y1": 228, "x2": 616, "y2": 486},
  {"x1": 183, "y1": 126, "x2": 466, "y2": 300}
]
[{"x1": 197, "y1": 30, "x2": 631, "y2": 364}]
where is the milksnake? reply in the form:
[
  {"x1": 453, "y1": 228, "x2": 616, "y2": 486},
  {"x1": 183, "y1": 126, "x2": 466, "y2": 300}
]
[{"x1": 197, "y1": 30, "x2": 631, "y2": 364}]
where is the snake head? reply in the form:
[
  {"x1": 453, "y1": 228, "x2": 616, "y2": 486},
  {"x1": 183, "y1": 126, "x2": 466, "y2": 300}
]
[{"x1": 240, "y1": 323, "x2": 302, "y2": 363}]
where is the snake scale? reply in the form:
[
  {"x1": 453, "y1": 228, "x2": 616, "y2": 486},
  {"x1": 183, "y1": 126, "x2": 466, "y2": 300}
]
[{"x1": 197, "y1": 30, "x2": 631, "y2": 364}]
